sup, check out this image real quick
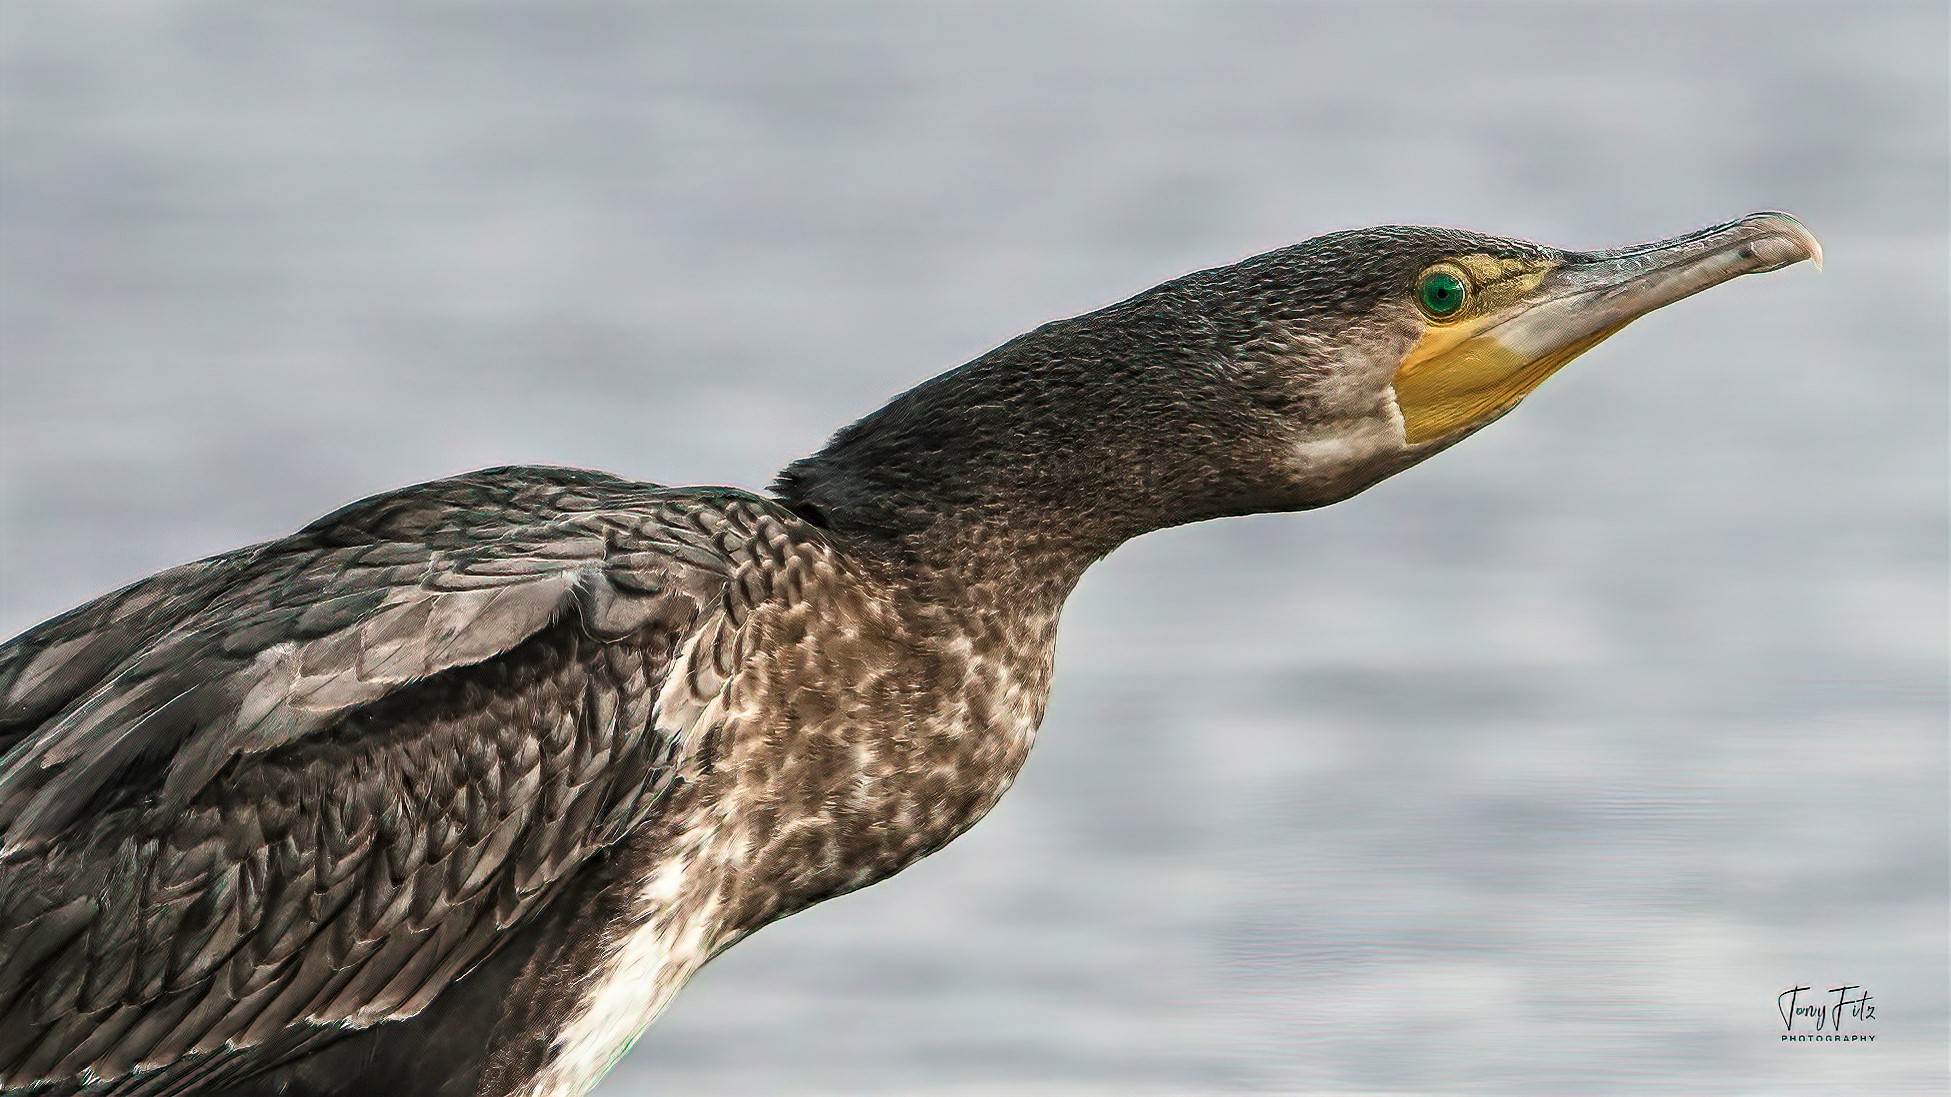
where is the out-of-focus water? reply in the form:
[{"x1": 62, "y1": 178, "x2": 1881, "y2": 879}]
[{"x1": 2, "y1": 2, "x2": 1944, "y2": 1093}]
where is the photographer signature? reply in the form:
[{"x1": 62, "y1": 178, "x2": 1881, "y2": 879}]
[{"x1": 1778, "y1": 985, "x2": 1875, "y2": 1033}]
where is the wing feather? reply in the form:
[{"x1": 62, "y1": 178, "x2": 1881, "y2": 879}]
[{"x1": 0, "y1": 466, "x2": 806, "y2": 1094}]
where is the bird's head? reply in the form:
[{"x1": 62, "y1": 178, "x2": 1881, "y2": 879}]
[
  {"x1": 776, "y1": 212, "x2": 1820, "y2": 578},
  {"x1": 1201, "y1": 211, "x2": 1822, "y2": 512}
]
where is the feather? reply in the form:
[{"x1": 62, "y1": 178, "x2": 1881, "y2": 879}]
[{"x1": 0, "y1": 468, "x2": 804, "y2": 1093}]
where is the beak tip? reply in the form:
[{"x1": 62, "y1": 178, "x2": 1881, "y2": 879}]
[{"x1": 1747, "y1": 210, "x2": 1823, "y2": 272}]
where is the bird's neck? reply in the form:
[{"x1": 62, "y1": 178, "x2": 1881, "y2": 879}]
[
  {"x1": 773, "y1": 289, "x2": 1304, "y2": 614},
  {"x1": 774, "y1": 427, "x2": 1117, "y2": 618}
]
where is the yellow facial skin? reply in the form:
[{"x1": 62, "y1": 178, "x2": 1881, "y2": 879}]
[
  {"x1": 1391, "y1": 255, "x2": 1570, "y2": 445},
  {"x1": 1389, "y1": 213, "x2": 1823, "y2": 446}
]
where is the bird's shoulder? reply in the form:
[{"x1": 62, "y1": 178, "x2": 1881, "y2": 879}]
[
  {"x1": 0, "y1": 464, "x2": 824, "y2": 848},
  {"x1": 0, "y1": 464, "x2": 832, "y2": 1094}
]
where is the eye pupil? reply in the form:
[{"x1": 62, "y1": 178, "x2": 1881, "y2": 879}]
[{"x1": 1419, "y1": 271, "x2": 1466, "y2": 317}]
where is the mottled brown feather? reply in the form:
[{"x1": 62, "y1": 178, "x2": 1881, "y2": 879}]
[{"x1": 0, "y1": 467, "x2": 807, "y2": 1094}]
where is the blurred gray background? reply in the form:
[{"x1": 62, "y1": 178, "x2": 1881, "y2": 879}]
[{"x1": 2, "y1": 2, "x2": 1944, "y2": 1094}]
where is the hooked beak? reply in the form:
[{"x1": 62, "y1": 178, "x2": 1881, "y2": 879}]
[{"x1": 1392, "y1": 212, "x2": 1822, "y2": 445}]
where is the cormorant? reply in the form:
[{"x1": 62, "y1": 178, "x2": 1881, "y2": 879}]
[{"x1": 0, "y1": 213, "x2": 1819, "y2": 1096}]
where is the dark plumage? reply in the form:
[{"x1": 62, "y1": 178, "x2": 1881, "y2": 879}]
[{"x1": 0, "y1": 216, "x2": 1817, "y2": 1096}]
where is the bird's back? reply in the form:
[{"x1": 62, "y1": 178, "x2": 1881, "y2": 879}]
[{"x1": 0, "y1": 466, "x2": 807, "y2": 1095}]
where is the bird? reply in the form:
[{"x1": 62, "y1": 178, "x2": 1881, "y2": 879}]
[{"x1": 0, "y1": 212, "x2": 1818, "y2": 1096}]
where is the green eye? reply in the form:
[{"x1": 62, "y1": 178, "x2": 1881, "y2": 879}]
[{"x1": 1416, "y1": 269, "x2": 1469, "y2": 319}]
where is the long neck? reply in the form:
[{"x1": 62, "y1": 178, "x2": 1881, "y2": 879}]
[{"x1": 772, "y1": 283, "x2": 1306, "y2": 612}]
